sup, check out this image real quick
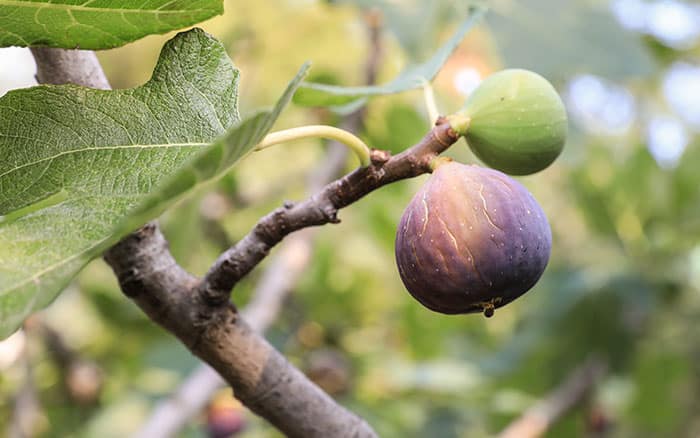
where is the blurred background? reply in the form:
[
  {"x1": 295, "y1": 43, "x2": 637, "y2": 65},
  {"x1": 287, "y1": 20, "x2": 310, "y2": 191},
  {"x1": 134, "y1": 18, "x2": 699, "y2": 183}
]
[{"x1": 1, "y1": 0, "x2": 700, "y2": 436}]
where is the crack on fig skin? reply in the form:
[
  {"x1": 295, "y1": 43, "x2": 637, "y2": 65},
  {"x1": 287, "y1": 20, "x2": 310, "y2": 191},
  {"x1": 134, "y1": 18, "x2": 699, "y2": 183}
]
[
  {"x1": 403, "y1": 207, "x2": 414, "y2": 235},
  {"x1": 404, "y1": 209, "x2": 425, "y2": 272},
  {"x1": 493, "y1": 175, "x2": 515, "y2": 195},
  {"x1": 478, "y1": 184, "x2": 504, "y2": 233},
  {"x1": 410, "y1": 239, "x2": 424, "y2": 271},
  {"x1": 437, "y1": 216, "x2": 460, "y2": 253},
  {"x1": 426, "y1": 203, "x2": 488, "y2": 288},
  {"x1": 436, "y1": 215, "x2": 474, "y2": 281},
  {"x1": 435, "y1": 246, "x2": 450, "y2": 275},
  {"x1": 420, "y1": 190, "x2": 430, "y2": 237}
]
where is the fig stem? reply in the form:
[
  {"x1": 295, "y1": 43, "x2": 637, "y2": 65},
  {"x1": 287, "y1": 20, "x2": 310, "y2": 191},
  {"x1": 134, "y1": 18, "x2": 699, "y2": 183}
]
[
  {"x1": 255, "y1": 125, "x2": 371, "y2": 167},
  {"x1": 421, "y1": 78, "x2": 440, "y2": 125},
  {"x1": 428, "y1": 156, "x2": 453, "y2": 171},
  {"x1": 446, "y1": 113, "x2": 471, "y2": 136}
]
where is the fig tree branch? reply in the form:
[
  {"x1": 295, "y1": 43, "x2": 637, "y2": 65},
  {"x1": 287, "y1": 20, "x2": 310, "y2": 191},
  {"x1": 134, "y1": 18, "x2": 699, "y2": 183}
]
[
  {"x1": 498, "y1": 356, "x2": 608, "y2": 438},
  {"x1": 199, "y1": 118, "x2": 459, "y2": 304},
  {"x1": 104, "y1": 223, "x2": 377, "y2": 438},
  {"x1": 31, "y1": 47, "x2": 110, "y2": 89},
  {"x1": 134, "y1": 151, "x2": 348, "y2": 438},
  {"x1": 136, "y1": 14, "x2": 384, "y2": 436}
]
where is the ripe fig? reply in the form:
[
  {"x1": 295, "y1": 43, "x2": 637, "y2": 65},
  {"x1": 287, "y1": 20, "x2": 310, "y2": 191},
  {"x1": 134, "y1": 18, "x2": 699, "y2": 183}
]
[
  {"x1": 395, "y1": 162, "x2": 551, "y2": 316},
  {"x1": 457, "y1": 69, "x2": 567, "y2": 175}
]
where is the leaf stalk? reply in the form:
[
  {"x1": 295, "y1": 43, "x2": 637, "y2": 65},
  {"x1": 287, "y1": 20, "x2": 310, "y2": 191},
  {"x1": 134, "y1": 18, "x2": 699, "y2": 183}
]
[{"x1": 255, "y1": 125, "x2": 371, "y2": 167}]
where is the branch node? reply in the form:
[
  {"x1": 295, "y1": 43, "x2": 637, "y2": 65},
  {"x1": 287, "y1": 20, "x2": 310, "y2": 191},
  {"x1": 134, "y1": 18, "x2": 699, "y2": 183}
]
[
  {"x1": 324, "y1": 206, "x2": 341, "y2": 224},
  {"x1": 432, "y1": 127, "x2": 456, "y2": 149},
  {"x1": 200, "y1": 285, "x2": 232, "y2": 308},
  {"x1": 370, "y1": 149, "x2": 391, "y2": 167},
  {"x1": 119, "y1": 269, "x2": 145, "y2": 298}
]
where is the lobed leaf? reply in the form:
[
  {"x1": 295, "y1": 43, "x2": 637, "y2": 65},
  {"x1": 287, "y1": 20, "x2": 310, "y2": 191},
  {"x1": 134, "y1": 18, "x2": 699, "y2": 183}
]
[
  {"x1": 0, "y1": 28, "x2": 308, "y2": 338},
  {"x1": 0, "y1": 0, "x2": 223, "y2": 49},
  {"x1": 292, "y1": 5, "x2": 486, "y2": 109}
]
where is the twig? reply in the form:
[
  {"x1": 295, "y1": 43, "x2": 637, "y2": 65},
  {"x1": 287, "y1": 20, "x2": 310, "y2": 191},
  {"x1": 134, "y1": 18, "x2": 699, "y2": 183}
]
[
  {"x1": 498, "y1": 356, "x2": 608, "y2": 438},
  {"x1": 198, "y1": 118, "x2": 457, "y2": 305},
  {"x1": 236, "y1": 4, "x2": 383, "y2": 333}
]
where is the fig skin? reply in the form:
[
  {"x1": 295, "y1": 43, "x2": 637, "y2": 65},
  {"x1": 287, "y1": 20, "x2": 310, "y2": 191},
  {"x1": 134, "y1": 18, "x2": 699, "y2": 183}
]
[
  {"x1": 459, "y1": 69, "x2": 567, "y2": 176},
  {"x1": 395, "y1": 162, "x2": 551, "y2": 316}
]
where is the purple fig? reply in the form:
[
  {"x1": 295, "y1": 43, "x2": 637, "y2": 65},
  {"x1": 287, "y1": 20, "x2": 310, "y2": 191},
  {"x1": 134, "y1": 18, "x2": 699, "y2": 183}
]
[{"x1": 395, "y1": 162, "x2": 551, "y2": 316}]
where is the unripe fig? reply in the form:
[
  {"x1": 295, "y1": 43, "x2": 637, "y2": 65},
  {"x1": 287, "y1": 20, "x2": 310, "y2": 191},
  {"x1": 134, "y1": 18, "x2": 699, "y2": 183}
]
[
  {"x1": 395, "y1": 162, "x2": 551, "y2": 316},
  {"x1": 457, "y1": 69, "x2": 567, "y2": 175}
]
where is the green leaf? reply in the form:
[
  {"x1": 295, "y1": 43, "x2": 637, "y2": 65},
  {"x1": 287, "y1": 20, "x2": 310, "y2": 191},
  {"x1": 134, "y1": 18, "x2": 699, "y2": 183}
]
[
  {"x1": 0, "y1": 0, "x2": 223, "y2": 49},
  {"x1": 292, "y1": 5, "x2": 486, "y2": 108},
  {"x1": 0, "y1": 28, "x2": 309, "y2": 338},
  {"x1": 486, "y1": 0, "x2": 654, "y2": 80},
  {"x1": 114, "y1": 62, "x2": 310, "y2": 237}
]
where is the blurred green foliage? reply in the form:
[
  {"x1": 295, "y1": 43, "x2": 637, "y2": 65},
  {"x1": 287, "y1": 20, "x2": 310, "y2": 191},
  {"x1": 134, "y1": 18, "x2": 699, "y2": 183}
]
[{"x1": 2, "y1": 0, "x2": 700, "y2": 437}]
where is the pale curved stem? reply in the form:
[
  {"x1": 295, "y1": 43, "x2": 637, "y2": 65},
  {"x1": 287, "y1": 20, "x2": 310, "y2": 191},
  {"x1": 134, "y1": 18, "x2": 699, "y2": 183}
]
[
  {"x1": 422, "y1": 79, "x2": 440, "y2": 125},
  {"x1": 255, "y1": 125, "x2": 371, "y2": 167}
]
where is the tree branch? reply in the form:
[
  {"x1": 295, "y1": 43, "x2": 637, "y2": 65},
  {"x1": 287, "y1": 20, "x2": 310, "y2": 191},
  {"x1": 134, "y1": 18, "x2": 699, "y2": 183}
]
[
  {"x1": 498, "y1": 356, "x2": 608, "y2": 438},
  {"x1": 134, "y1": 147, "x2": 350, "y2": 438},
  {"x1": 135, "y1": 11, "x2": 385, "y2": 435},
  {"x1": 102, "y1": 224, "x2": 376, "y2": 437},
  {"x1": 30, "y1": 48, "x2": 110, "y2": 89}
]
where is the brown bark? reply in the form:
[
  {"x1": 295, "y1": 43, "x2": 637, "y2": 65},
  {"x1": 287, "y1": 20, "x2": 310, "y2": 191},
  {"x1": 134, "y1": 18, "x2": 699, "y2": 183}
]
[
  {"x1": 30, "y1": 48, "x2": 110, "y2": 89},
  {"x1": 103, "y1": 224, "x2": 375, "y2": 437},
  {"x1": 136, "y1": 11, "x2": 386, "y2": 434}
]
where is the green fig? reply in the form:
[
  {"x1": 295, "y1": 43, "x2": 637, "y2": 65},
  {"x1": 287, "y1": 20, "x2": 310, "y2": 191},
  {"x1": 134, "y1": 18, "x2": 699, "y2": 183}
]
[
  {"x1": 395, "y1": 162, "x2": 551, "y2": 316},
  {"x1": 455, "y1": 69, "x2": 567, "y2": 175}
]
